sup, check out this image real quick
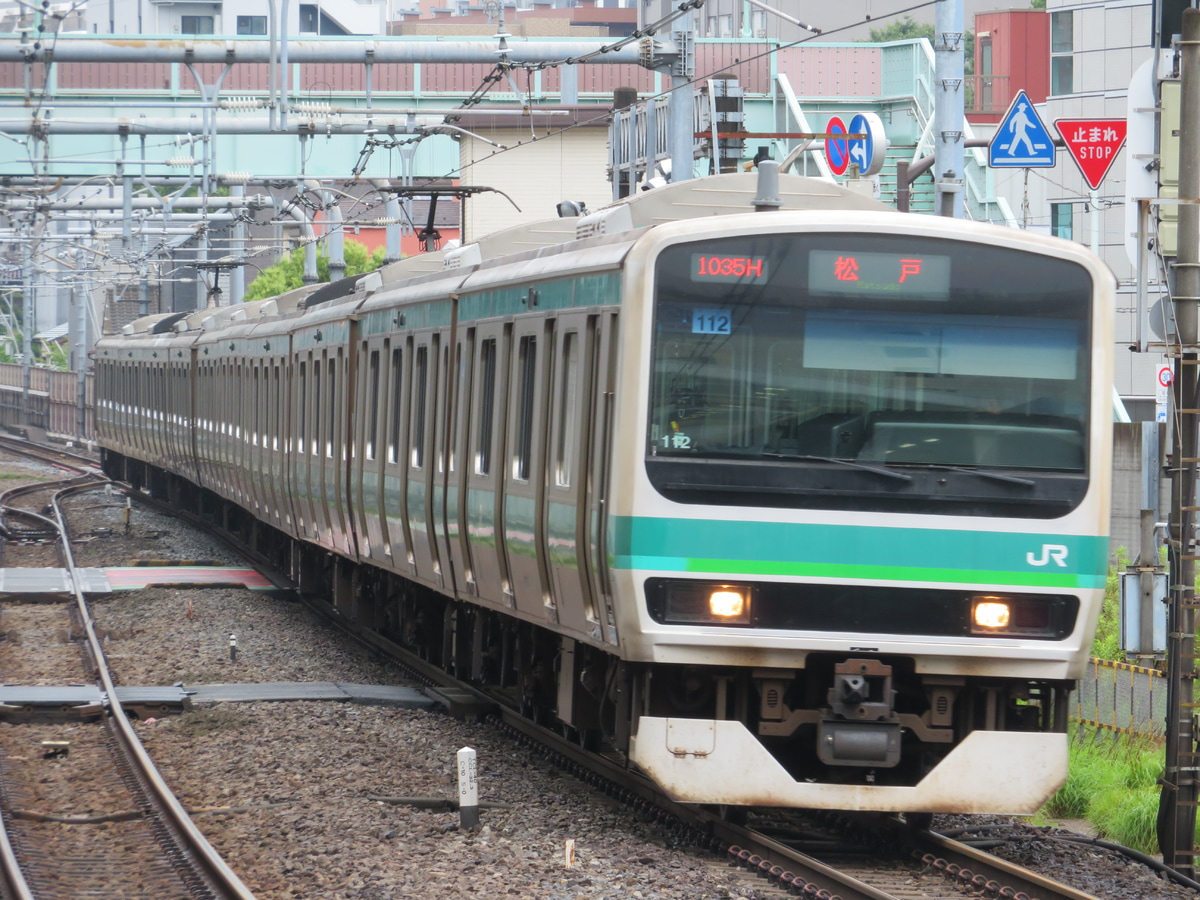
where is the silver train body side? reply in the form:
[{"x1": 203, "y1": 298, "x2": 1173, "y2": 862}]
[{"x1": 95, "y1": 173, "x2": 1115, "y2": 814}]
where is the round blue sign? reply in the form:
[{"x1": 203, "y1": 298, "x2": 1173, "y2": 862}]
[{"x1": 848, "y1": 114, "x2": 875, "y2": 176}]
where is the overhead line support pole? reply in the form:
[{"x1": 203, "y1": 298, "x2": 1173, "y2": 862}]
[
  {"x1": 1162, "y1": 7, "x2": 1200, "y2": 876},
  {"x1": 933, "y1": 0, "x2": 965, "y2": 217}
]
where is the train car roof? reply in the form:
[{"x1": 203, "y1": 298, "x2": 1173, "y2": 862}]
[
  {"x1": 105, "y1": 172, "x2": 892, "y2": 344},
  {"x1": 610, "y1": 172, "x2": 892, "y2": 229}
]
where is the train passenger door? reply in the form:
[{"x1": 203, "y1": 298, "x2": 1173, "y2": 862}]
[
  {"x1": 431, "y1": 338, "x2": 457, "y2": 594},
  {"x1": 297, "y1": 355, "x2": 321, "y2": 544},
  {"x1": 192, "y1": 359, "x2": 207, "y2": 490},
  {"x1": 246, "y1": 360, "x2": 260, "y2": 513},
  {"x1": 382, "y1": 341, "x2": 413, "y2": 574},
  {"x1": 542, "y1": 313, "x2": 599, "y2": 636},
  {"x1": 325, "y1": 346, "x2": 353, "y2": 555},
  {"x1": 441, "y1": 328, "x2": 475, "y2": 600},
  {"x1": 353, "y1": 340, "x2": 389, "y2": 563},
  {"x1": 584, "y1": 312, "x2": 620, "y2": 645},
  {"x1": 287, "y1": 358, "x2": 301, "y2": 534},
  {"x1": 315, "y1": 353, "x2": 331, "y2": 546},
  {"x1": 253, "y1": 357, "x2": 269, "y2": 520},
  {"x1": 406, "y1": 334, "x2": 444, "y2": 589},
  {"x1": 504, "y1": 317, "x2": 553, "y2": 620},
  {"x1": 265, "y1": 357, "x2": 286, "y2": 531},
  {"x1": 465, "y1": 324, "x2": 512, "y2": 610}
]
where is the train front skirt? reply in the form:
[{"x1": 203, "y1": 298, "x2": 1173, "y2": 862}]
[{"x1": 630, "y1": 717, "x2": 1066, "y2": 813}]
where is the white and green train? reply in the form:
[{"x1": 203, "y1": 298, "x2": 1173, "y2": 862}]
[{"x1": 96, "y1": 170, "x2": 1114, "y2": 815}]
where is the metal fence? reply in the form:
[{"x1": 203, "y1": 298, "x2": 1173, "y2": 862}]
[
  {"x1": 1073, "y1": 658, "x2": 1166, "y2": 738},
  {"x1": 0, "y1": 363, "x2": 94, "y2": 443}
]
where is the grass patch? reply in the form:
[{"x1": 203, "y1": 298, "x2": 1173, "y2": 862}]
[
  {"x1": 1043, "y1": 726, "x2": 1168, "y2": 854},
  {"x1": 1090, "y1": 549, "x2": 1126, "y2": 661}
]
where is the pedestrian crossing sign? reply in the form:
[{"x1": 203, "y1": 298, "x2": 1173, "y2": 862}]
[{"x1": 989, "y1": 90, "x2": 1056, "y2": 168}]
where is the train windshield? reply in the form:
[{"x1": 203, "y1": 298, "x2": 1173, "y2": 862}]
[{"x1": 647, "y1": 232, "x2": 1095, "y2": 516}]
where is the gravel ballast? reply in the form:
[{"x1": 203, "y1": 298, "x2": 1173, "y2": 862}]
[{"x1": 0, "y1": 455, "x2": 1187, "y2": 899}]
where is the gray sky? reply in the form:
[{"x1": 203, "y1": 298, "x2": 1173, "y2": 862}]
[
  {"x1": 813, "y1": 0, "x2": 1015, "y2": 40},
  {"x1": 673, "y1": 0, "x2": 1016, "y2": 42}
]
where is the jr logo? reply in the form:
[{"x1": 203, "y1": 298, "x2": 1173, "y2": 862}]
[{"x1": 1027, "y1": 544, "x2": 1069, "y2": 567}]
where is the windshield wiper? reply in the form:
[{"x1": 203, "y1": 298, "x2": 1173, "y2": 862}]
[
  {"x1": 762, "y1": 452, "x2": 913, "y2": 482},
  {"x1": 914, "y1": 464, "x2": 1037, "y2": 487}
]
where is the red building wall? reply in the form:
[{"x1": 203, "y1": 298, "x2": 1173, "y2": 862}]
[{"x1": 971, "y1": 9, "x2": 1049, "y2": 125}]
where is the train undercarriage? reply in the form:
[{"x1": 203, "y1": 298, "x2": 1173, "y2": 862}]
[{"x1": 111, "y1": 452, "x2": 1076, "y2": 813}]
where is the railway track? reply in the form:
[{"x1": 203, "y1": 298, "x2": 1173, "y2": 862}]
[
  {"x1": 0, "y1": 437, "x2": 257, "y2": 900},
  {"x1": 279, "y1": 586, "x2": 1112, "y2": 900},
  {"x1": 0, "y1": 435, "x2": 1130, "y2": 900}
]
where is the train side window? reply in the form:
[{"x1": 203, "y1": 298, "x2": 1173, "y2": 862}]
[
  {"x1": 412, "y1": 346, "x2": 428, "y2": 468},
  {"x1": 450, "y1": 341, "x2": 465, "y2": 473},
  {"x1": 298, "y1": 360, "x2": 308, "y2": 455},
  {"x1": 313, "y1": 358, "x2": 322, "y2": 457},
  {"x1": 241, "y1": 362, "x2": 248, "y2": 442},
  {"x1": 514, "y1": 335, "x2": 537, "y2": 482},
  {"x1": 328, "y1": 355, "x2": 337, "y2": 459},
  {"x1": 260, "y1": 362, "x2": 267, "y2": 448},
  {"x1": 367, "y1": 349, "x2": 380, "y2": 461},
  {"x1": 260, "y1": 362, "x2": 268, "y2": 448},
  {"x1": 273, "y1": 363, "x2": 281, "y2": 452},
  {"x1": 437, "y1": 345, "x2": 450, "y2": 473},
  {"x1": 475, "y1": 338, "x2": 497, "y2": 476},
  {"x1": 241, "y1": 362, "x2": 248, "y2": 443},
  {"x1": 236, "y1": 362, "x2": 243, "y2": 441},
  {"x1": 555, "y1": 331, "x2": 579, "y2": 488},
  {"x1": 238, "y1": 361, "x2": 246, "y2": 440},
  {"x1": 388, "y1": 346, "x2": 403, "y2": 464},
  {"x1": 252, "y1": 366, "x2": 260, "y2": 446}
]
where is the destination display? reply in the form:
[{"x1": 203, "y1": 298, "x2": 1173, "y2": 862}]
[{"x1": 808, "y1": 250, "x2": 951, "y2": 299}]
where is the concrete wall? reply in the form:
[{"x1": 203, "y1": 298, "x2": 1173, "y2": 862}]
[{"x1": 1111, "y1": 421, "x2": 1165, "y2": 562}]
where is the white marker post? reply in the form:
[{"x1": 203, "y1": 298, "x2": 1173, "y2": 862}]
[{"x1": 457, "y1": 747, "x2": 479, "y2": 830}]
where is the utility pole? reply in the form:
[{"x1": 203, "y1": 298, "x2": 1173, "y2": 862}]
[
  {"x1": 19, "y1": 227, "x2": 34, "y2": 427},
  {"x1": 668, "y1": 18, "x2": 697, "y2": 183},
  {"x1": 1161, "y1": 7, "x2": 1200, "y2": 876},
  {"x1": 933, "y1": 0, "x2": 966, "y2": 217}
]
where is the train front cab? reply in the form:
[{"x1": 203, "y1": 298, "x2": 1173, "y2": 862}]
[{"x1": 616, "y1": 212, "x2": 1115, "y2": 813}]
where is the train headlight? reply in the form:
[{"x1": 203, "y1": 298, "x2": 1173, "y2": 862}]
[
  {"x1": 969, "y1": 594, "x2": 1061, "y2": 636},
  {"x1": 972, "y1": 598, "x2": 1012, "y2": 630},
  {"x1": 654, "y1": 582, "x2": 754, "y2": 626},
  {"x1": 709, "y1": 588, "x2": 748, "y2": 620}
]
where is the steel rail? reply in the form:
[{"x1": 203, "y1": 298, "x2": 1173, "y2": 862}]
[
  {"x1": 0, "y1": 437, "x2": 260, "y2": 900},
  {"x1": 112, "y1": 477, "x2": 1108, "y2": 900},
  {"x1": 49, "y1": 481, "x2": 261, "y2": 900},
  {"x1": 0, "y1": 811, "x2": 34, "y2": 900},
  {"x1": 915, "y1": 829, "x2": 1104, "y2": 900},
  {"x1": 291, "y1": 589, "x2": 1104, "y2": 900}
]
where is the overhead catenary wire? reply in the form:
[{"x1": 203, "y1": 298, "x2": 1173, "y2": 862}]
[
  {"x1": 5, "y1": 0, "x2": 949, "y2": 309},
  {"x1": 427, "y1": 0, "x2": 940, "y2": 186}
]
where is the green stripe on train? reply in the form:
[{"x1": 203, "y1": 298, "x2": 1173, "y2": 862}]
[{"x1": 611, "y1": 516, "x2": 1107, "y2": 589}]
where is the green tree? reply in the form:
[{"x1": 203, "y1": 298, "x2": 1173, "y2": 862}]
[
  {"x1": 243, "y1": 239, "x2": 386, "y2": 302},
  {"x1": 863, "y1": 17, "x2": 975, "y2": 105},
  {"x1": 1030, "y1": 0, "x2": 1046, "y2": 8},
  {"x1": 866, "y1": 16, "x2": 934, "y2": 43}
]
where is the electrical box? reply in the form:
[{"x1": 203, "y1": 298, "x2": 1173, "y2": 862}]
[{"x1": 1120, "y1": 571, "x2": 1168, "y2": 658}]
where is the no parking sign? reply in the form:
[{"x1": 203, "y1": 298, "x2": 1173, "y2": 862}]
[{"x1": 824, "y1": 116, "x2": 850, "y2": 176}]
